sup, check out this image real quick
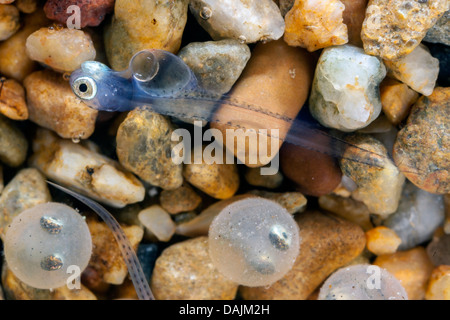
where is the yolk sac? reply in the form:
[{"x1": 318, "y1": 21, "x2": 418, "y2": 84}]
[
  {"x1": 4, "y1": 202, "x2": 92, "y2": 290},
  {"x1": 208, "y1": 197, "x2": 300, "y2": 287},
  {"x1": 318, "y1": 264, "x2": 408, "y2": 300}
]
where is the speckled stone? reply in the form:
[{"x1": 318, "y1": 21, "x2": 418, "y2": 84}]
[
  {"x1": 0, "y1": 115, "x2": 28, "y2": 167},
  {"x1": 178, "y1": 39, "x2": 251, "y2": 95},
  {"x1": 340, "y1": 134, "x2": 405, "y2": 217},
  {"x1": 424, "y1": 10, "x2": 449, "y2": 45},
  {"x1": 0, "y1": 168, "x2": 51, "y2": 240},
  {"x1": 24, "y1": 69, "x2": 98, "y2": 140},
  {"x1": 0, "y1": 78, "x2": 28, "y2": 120},
  {"x1": 361, "y1": 0, "x2": 448, "y2": 61},
  {"x1": 425, "y1": 265, "x2": 450, "y2": 300},
  {"x1": 151, "y1": 236, "x2": 238, "y2": 300},
  {"x1": 374, "y1": 247, "x2": 434, "y2": 300},
  {"x1": 365, "y1": 226, "x2": 402, "y2": 256},
  {"x1": 393, "y1": 87, "x2": 449, "y2": 194},
  {"x1": 247, "y1": 190, "x2": 307, "y2": 214},
  {"x1": 116, "y1": 108, "x2": 183, "y2": 191},
  {"x1": 240, "y1": 210, "x2": 366, "y2": 300},
  {"x1": 159, "y1": 184, "x2": 201, "y2": 215},
  {"x1": 0, "y1": 4, "x2": 20, "y2": 40},
  {"x1": 104, "y1": 0, "x2": 189, "y2": 71}
]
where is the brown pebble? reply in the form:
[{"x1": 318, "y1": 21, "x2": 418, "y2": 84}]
[
  {"x1": 151, "y1": 236, "x2": 238, "y2": 300},
  {"x1": 341, "y1": 0, "x2": 368, "y2": 47},
  {"x1": 0, "y1": 78, "x2": 28, "y2": 120},
  {"x1": 160, "y1": 184, "x2": 202, "y2": 214}
]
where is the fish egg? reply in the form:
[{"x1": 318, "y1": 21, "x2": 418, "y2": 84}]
[
  {"x1": 318, "y1": 264, "x2": 408, "y2": 300},
  {"x1": 4, "y1": 202, "x2": 92, "y2": 289},
  {"x1": 208, "y1": 198, "x2": 300, "y2": 287}
]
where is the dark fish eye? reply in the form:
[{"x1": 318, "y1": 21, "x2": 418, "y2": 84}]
[{"x1": 72, "y1": 76, "x2": 97, "y2": 100}]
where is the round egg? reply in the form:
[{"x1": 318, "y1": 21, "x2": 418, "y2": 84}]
[
  {"x1": 318, "y1": 264, "x2": 408, "y2": 300},
  {"x1": 4, "y1": 202, "x2": 92, "y2": 289},
  {"x1": 208, "y1": 197, "x2": 300, "y2": 287}
]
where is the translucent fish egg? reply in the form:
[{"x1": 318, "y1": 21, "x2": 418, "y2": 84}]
[
  {"x1": 318, "y1": 264, "x2": 408, "y2": 300},
  {"x1": 208, "y1": 198, "x2": 300, "y2": 287},
  {"x1": 4, "y1": 202, "x2": 92, "y2": 289}
]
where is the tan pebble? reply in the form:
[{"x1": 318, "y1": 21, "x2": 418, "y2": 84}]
[
  {"x1": 15, "y1": 0, "x2": 38, "y2": 13},
  {"x1": 240, "y1": 210, "x2": 366, "y2": 300},
  {"x1": 425, "y1": 265, "x2": 450, "y2": 300},
  {"x1": 0, "y1": 115, "x2": 28, "y2": 167},
  {"x1": 138, "y1": 205, "x2": 176, "y2": 242},
  {"x1": 245, "y1": 167, "x2": 283, "y2": 189},
  {"x1": 151, "y1": 236, "x2": 238, "y2": 300},
  {"x1": 374, "y1": 247, "x2": 434, "y2": 300},
  {"x1": 0, "y1": 78, "x2": 28, "y2": 120},
  {"x1": 248, "y1": 190, "x2": 307, "y2": 214},
  {"x1": 0, "y1": 4, "x2": 20, "y2": 40},
  {"x1": 380, "y1": 78, "x2": 419, "y2": 125},
  {"x1": 341, "y1": 0, "x2": 368, "y2": 47},
  {"x1": 366, "y1": 226, "x2": 402, "y2": 255},
  {"x1": 160, "y1": 184, "x2": 201, "y2": 215}
]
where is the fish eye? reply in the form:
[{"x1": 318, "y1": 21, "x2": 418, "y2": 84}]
[{"x1": 72, "y1": 76, "x2": 97, "y2": 100}]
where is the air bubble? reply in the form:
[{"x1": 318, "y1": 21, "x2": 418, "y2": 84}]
[
  {"x1": 238, "y1": 35, "x2": 247, "y2": 44},
  {"x1": 199, "y1": 6, "x2": 212, "y2": 20}
]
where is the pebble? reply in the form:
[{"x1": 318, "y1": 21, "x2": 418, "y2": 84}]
[
  {"x1": 426, "y1": 233, "x2": 450, "y2": 266},
  {"x1": 26, "y1": 27, "x2": 96, "y2": 72},
  {"x1": 393, "y1": 87, "x2": 449, "y2": 194},
  {"x1": 0, "y1": 78, "x2": 28, "y2": 120},
  {"x1": 44, "y1": 0, "x2": 115, "y2": 28},
  {"x1": 104, "y1": 0, "x2": 189, "y2": 71},
  {"x1": 0, "y1": 168, "x2": 51, "y2": 239},
  {"x1": 384, "y1": 44, "x2": 439, "y2": 96},
  {"x1": 247, "y1": 190, "x2": 307, "y2": 214},
  {"x1": 424, "y1": 10, "x2": 449, "y2": 45},
  {"x1": 280, "y1": 142, "x2": 342, "y2": 197},
  {"x1": 15, "y1": 0, "x2": 38, "y2": 14},
  {"x1": 138, "y1": 205, "x2": 176, "y2": 242},
  {"x1": 0, "y1": 0, "x2": 15, "y2": 3},
  {"x1": 189, "y1": 0, "x2": 285, "y2": 44},
  {"x1": 85, "y1": 218, "x2": 143, "y2": 285},
  {"x1": 212, "y1": 39, "x2": 314, "y2": 167},
  {"x1": 318, "y1": 194, "x2": 373, "y2": 231},
  {"x1": 24, "y1": 69, "x2": 98, "y2": 140},
  {"x1": 340, "y1": 134, "x2": 405, "y2": 217},
  {"x1": 361, "y1": 0, "x2": 448, "y2": 61},
  {"x1": 0, "y1": 115, "x2": 28, "y2": 167},
  {"x1": 384, "y1": 182, "x2": 445, "y2": 251},
  {"x1": 0, "y1": 4, "x2": 20, "y2": 40},
  {"x1": 425, "y1": 265, "x2": 450, "y2": 300},
  {"x1": 159, "y1": 184, "x2": 202, "y2": 215},
  {"x1": 116, "y1": 109, "x2": 183, "y2": 191},
  {"x1": 309, "y1": 45, "x2": 386, "y2": 131},
  {"x1": 244, "y1": 167, "x2": 284, "y2": 189},
  {"x1": 380, "y1": 77, "x2": 419, "y2": 125},
  {"x1": 30, "y1": 128, "x2": 145, "y2": 208},
  {"x1": 374, "y1": 247, "x2": 434, "y2": 300},
  {"x1": 284, "y1": 0, "x2": 348, "y2": 51},
  {"x1": 136, "y1": 243, "x2": 159, "y2": 283},
  {"x1": 151, "y1": 236, "x2": 238, "y2": 300},
  {"x1": 0, "y1": 9, "x2": 49, "y2": 81},
  {"x1": 341, "y1": 0, "x2": 368, "y2": 47},
  {"x1": 178, "y1": 39, "x2": 251, "y2": 95},
  {"x1": 240, "y1": 210, "x2": 366, "y2": 300},
  {"x1": 365, "y1": 226, "x2": 402, "y2": 256}
]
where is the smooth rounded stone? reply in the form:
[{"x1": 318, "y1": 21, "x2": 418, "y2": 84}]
[
  {"x1": 383, "y1": 182, "x2": 445, "y2": 251},
  {"x1": 0, "y1": 4, "x2": 19, "y2": 40},
  {"x1": 212, "y1": 40, "x2": 314, "y2": 167},
  {"x1": 24, "y1": 69, "x2": 98, "y2": 140},
  {"x1": 365, "y1": 226, "x2": 402, "y2": 256},
  {"x1": 424, "y1": 10, "x2": 449, "y2": 45},
  {"x1": 384, "y1": 44, "x2": 439, "y2": 96},
  {"x1": 0, "y1": 78, "x2": 28, "y2": 120},
  {"x1": 425, "y1": 265, "x2": 450, "y2": 300},
  {"x1": 380, "y1": 78, "x2": 419, "y2": 125},
  {"x1": 248, "y1": 190, "x2": 307, "y2": 214},
  {"x1": 240, "y1": 210, "x2": 366, "y2": 300},
  {"x1": 0, "y1": 9, "x2": 49, "y2": 82},
  {"x1": 116, "y1": 109, "x2": 183, "y2": 191},
  {"x1": 341, "y1": 0, "x2": 368, "y2": 47},
  {"x1": 0, "y1": 115, "x2": 28, "y2": 167},
  {"x1": 318, "y1": 194, "x2": 373, "y2": 231},
  {"x1": 318, "y1": 264, "x2": 408, "y2": 300},
  {"x1": 85, "y1": 218, "x2": 144, "y2": 285},
  {"x1": 44, "y1": 0, "x2": 115, "y2": 28},
  {"x1": 280, "y1": 142, "x2": 342, "y2": 197},
  {"x1": 309, "y1": 45, "x2": 386, "y2": 131},
  {"x1": 189, "y1": 0, "x2": 284, "y2": 44},
  {"x1": 340, "y1": 134, "x2": 405, "y2": 217},
  {"x1": 30, "y1": 129, "x2": 145, "y2": 208},
  {"x1": 2, "y1": 264, "x2": 97, "y2": 300},
  {"x1": 427, "y1": 233, "x2": 450, "y2": 266},
  {"x1": 244, "y1": 167, "x2": 283, "y2": 189},
  {"x1": 159, "y1": 184, "x2": 201, "y2": 215},
  {"x1": 178, "y1": 39, "x2": 250, "y2": 95},
  {"x1": 151, "y1": 236, "x2": 238, "y2": 300},
  {"x1": 104, "y1": 0, "x2": 189, "y2": 71},
  {"x1": 284, "y1": 0, "x2": 348, "y2": 52},
  {"x1": 361, "y1": 0, "x2": 448, "y2": 61},
  {"x1": 138, "y1": 205, "x2": 176, "y2": 242},
  {"x1": 374, "y1": 247, "x2": 434, "y2": 300},
  {"x1": 16, "y1": 0, "x2": 38, "y2": 13},
  {"x1": 393, "y1": 87, "x2": 449, "y2": 194},
  {"x1": 26, "y1": 27, "x2": 96, "y2": 72}
]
